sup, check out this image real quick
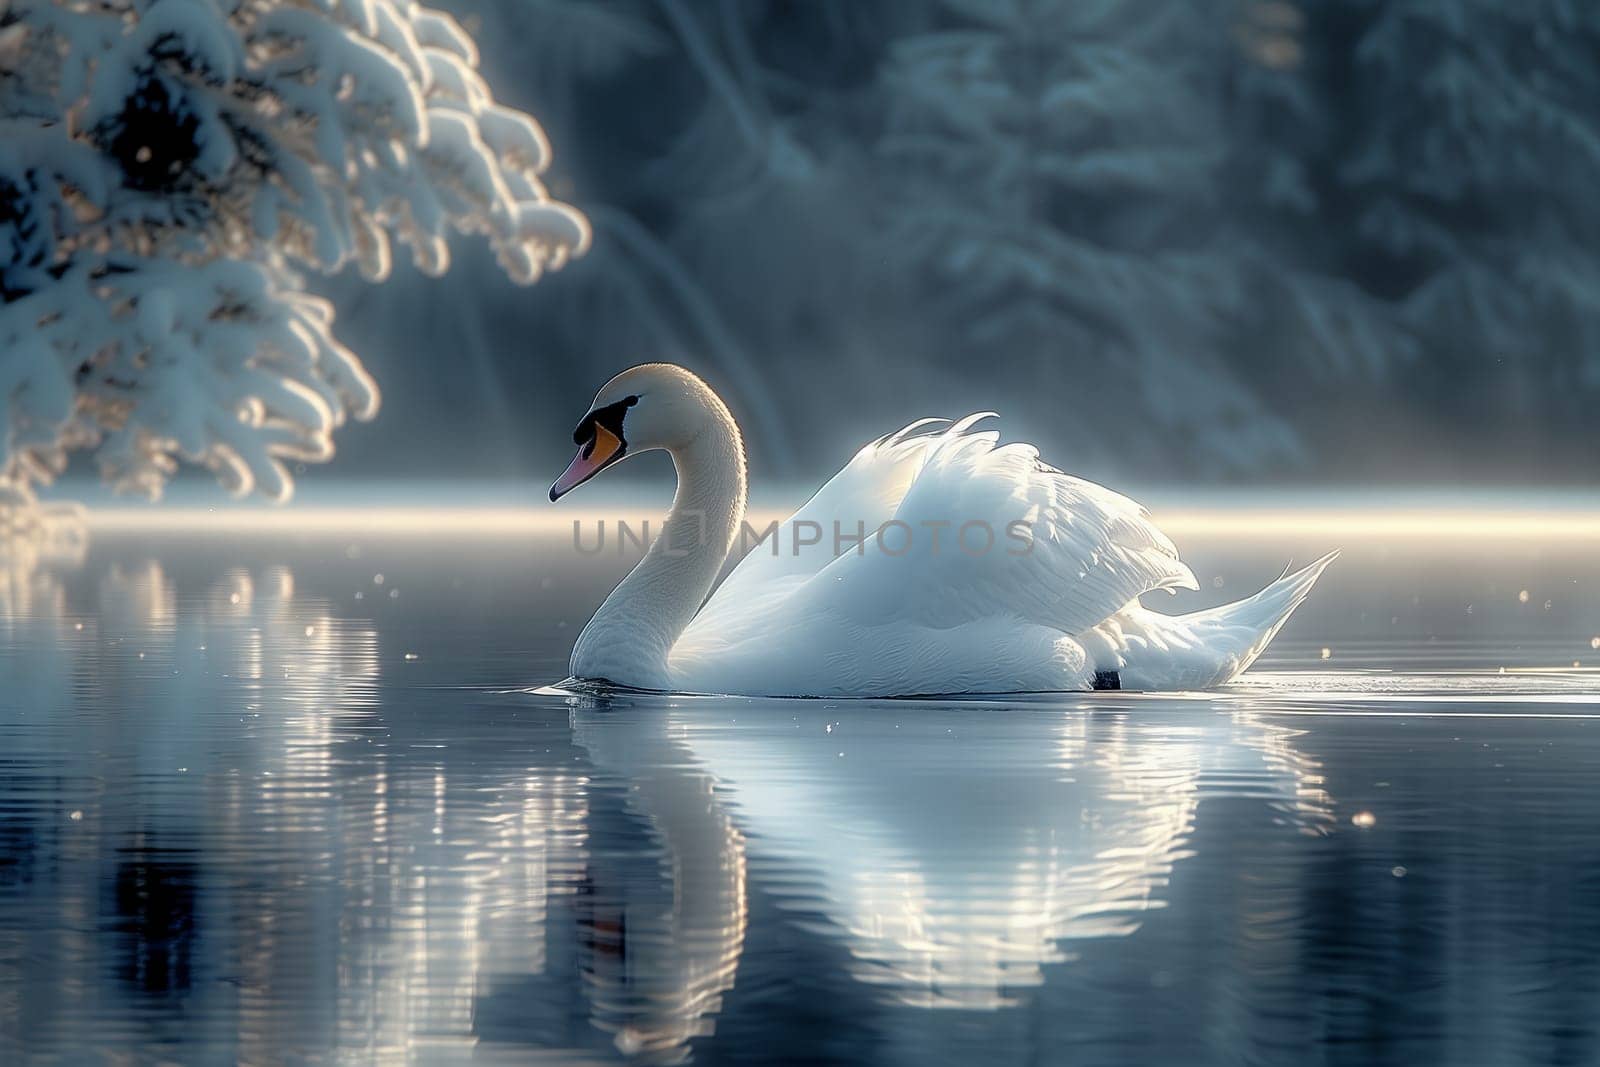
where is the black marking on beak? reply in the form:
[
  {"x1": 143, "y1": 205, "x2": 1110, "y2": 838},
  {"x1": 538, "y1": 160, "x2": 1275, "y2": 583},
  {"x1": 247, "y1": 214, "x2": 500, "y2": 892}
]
[
  {"x1": 551, "y1": 394, "x2": 638, "y2": 501},
  {"x1": 572, "y1": 394, "x2": 638, "y2": 446}
]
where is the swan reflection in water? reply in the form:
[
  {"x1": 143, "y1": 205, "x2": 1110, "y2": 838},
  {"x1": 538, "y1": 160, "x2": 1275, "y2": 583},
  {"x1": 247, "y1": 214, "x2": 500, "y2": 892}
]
[
  {"x1": 0, "y1": 549, "x2": 1337, "y2": 1064},
  {"x1": 567, "y1": 705, "x2": 748, "y2": 1062},
  {"x1": 567, "y1": 688, "x2": 1334, "y2": 1018}
]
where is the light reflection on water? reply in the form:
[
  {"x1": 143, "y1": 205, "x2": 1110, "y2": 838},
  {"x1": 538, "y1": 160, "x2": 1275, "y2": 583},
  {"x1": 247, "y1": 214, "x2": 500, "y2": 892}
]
[{"x1": 0, "y1": 530, "x2": 1599, "y2": 1064}]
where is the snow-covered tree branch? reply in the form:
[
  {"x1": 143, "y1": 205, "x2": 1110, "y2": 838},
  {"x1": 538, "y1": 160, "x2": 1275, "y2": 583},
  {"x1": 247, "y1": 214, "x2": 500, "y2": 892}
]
[{"x1": 0, "y1": 0, "x2": 588, "y2": 506}]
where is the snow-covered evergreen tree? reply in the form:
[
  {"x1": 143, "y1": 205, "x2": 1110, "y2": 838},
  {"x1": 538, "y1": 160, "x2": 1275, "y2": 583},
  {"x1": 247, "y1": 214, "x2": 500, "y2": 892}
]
[
  {"x1": 1327, "y1": 0, "x2": 1600, "y2": 434},
  {"x1": 1211, "y1": 0, "x2": 1600, "y2": 471},
  {"x1": 1220, "y1": 0, "x2": 1418, "y2": 387},
  {"x1": 0, "y1": 0, "x2": 587, "y2": 511},
  {"x1": 878, "y1": 0, "x2": 1308, "y2": 472},
  {"x1": 874, "y1": 0, "x2": 1426, "y2": 472}
]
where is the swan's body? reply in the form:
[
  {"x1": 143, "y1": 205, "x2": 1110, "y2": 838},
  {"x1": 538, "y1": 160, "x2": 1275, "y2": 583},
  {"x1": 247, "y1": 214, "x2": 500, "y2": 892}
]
[{"x1": 551, "y1": 364, "x2": 1335, "y2": 697}]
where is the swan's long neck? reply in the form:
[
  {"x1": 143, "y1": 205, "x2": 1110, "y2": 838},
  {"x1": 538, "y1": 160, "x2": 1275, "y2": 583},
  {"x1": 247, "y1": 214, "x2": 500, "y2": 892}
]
[{"x1": 570, "y1": 400, "x2": 746, "y2": 689}]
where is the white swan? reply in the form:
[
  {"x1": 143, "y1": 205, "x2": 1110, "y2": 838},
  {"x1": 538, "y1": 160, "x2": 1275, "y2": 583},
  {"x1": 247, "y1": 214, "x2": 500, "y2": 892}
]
[{"x1": 549, "y1": 363, "x2": 1335, "y2": 697}]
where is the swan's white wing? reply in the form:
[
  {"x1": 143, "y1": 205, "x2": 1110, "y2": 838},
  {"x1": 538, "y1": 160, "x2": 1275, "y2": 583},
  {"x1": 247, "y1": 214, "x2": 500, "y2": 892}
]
[
  {"x1": 681, "y1": 420, "x2": 946, "y2": 647},
  {"x1": 800, "y1": 416, "x2": 1198, "y2": 636},
  {"x1": 682, "y1": 415, "x2": 1196, "y2": 670}
]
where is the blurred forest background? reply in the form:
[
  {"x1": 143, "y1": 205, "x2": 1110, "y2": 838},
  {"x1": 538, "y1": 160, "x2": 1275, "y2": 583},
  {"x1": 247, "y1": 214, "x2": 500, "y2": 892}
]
[{"x1": 324, "y1": 0, "x2": 1600, "y2": 487}]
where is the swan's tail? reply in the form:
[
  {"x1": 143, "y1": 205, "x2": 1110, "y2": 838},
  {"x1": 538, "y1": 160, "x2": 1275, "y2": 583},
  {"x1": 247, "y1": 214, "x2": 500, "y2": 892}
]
[
  {"x1": 1190, "y1": 550, "x2": 1339, "y2": 676},
  {"x1": 1103, "y1": 551, "x2": 1339, "y2": 690}
]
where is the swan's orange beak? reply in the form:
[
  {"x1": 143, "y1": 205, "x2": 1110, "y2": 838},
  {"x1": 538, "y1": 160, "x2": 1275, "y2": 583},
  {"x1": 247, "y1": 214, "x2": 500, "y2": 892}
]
[{"x1": 550, "y1": 423, "x2": 625, "y2": 501}]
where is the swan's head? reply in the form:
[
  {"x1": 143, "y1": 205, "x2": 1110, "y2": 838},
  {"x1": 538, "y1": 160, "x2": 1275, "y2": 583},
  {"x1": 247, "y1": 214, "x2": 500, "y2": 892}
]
[{"x1": 549, "y1": 363, "x2": 724, "y2": 501}]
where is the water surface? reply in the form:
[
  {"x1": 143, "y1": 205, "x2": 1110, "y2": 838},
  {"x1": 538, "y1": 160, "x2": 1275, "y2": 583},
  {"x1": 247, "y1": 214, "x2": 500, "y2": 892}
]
[{"x1": 1, "y1": 528, "x2": 1598, "y2": 1064}]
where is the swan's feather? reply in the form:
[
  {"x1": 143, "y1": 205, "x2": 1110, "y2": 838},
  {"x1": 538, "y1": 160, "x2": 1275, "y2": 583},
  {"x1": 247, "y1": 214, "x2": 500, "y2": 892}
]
[
  {"x1": 674, "y1": 416, "x2": 1229, "y2": 695},
  {"x1": 703, "y1": 415, "x2": 1192, "y2": 626},
  {"x1": 798, "y1": 419, "x2": 1197, "y2": 636},
  {"x1": 701, "y1": 417, "x2": 948, "y2": 607}
]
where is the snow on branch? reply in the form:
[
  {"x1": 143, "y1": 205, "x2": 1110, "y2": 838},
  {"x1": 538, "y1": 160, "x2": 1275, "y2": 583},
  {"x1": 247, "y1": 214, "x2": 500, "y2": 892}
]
[{"x1": 0, "y1": 0, "x2": 588, "y2": 503}]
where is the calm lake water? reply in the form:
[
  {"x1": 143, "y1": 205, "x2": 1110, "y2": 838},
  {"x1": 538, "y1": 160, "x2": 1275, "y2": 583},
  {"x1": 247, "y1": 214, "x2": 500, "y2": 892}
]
[{"x1": 2, "y1": 523, "x2": 1599, "y2": 1065}]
